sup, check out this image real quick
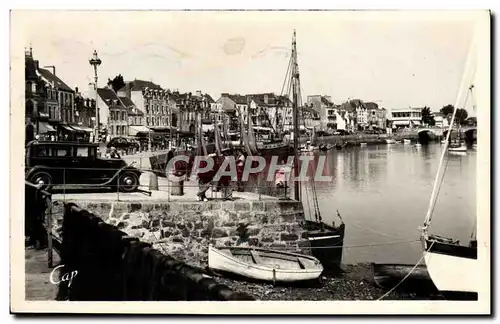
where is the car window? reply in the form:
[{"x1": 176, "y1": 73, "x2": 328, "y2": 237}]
[
  {"x1": 75, "y1": 147, "x2": 89, "y2": 157},
  {"x1": 34, "y1": 146, "x2": 50, "y2": 157},
  {"x1": 52, "y1": 147, "x2": 72, "y2": 157},
  {"x1": 88, "y1": 147, "x2": 97, "y2": 158}
]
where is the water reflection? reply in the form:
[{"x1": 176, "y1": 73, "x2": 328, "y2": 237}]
[{"x1": 258, "y1": 143, "x2": 477, "y2": 265}]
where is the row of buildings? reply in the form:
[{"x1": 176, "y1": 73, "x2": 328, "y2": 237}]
[{"x1": 25, "y1": 46, "x2": 454, "y2": 145}]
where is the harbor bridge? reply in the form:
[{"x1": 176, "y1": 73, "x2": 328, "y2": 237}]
[{"x1": 415, "y1": 126, "x2": 477, "y2": 144}]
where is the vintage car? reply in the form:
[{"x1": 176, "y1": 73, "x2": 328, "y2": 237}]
[{"x1": 25, "y1": 141, "x2": 142, "y2": 192}]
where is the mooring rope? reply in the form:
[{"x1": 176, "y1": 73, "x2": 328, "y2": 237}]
[
  {"x1": 376, "y1": 241, "x2": 434, "y2": 301},
  {"x1": 349, "y1": 221, "x2": 416, "y2": 240}
]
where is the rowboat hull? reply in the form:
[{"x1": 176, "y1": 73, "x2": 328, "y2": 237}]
[
  {"x1": 423, "y1": 237, "x2": 478, "y2": 293},
  {"x1": 372, "y1": 263, "x2": 437, "y2": 292},
  {"x1": 385, "y1": 139, "x2": 396, "y2": 144},
  {"x1": 208, "y1": 245, "x2": 323, "y2": 282},
  {"x1": 448, "y1": 145, "x2": 467, "y2": 152}
]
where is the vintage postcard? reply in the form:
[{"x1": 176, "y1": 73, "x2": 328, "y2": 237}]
[{"x1": 10, "y1": 10, "x2": 491, "y2": 314}]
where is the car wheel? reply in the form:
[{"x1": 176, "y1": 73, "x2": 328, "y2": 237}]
[
  {"x1": 29, "y1": 171, "x2": 53, "y2": 191},
  {"x1": 118, "y1": 172, "x2": 139, "y2": 192}
]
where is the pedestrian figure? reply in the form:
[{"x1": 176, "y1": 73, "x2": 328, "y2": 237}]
[
  {"x1": 236, "y1": 150, "x2": 246, "y2": 192},
  {"x1": 197, "y1": 153, "x2": 216, "y2": 201},
  {"x1": 218, "y1": 148, "x2": 233, "y2": 200},
  {"x1": 110, "y1": 146, "x2": 121, "y2": 159}
]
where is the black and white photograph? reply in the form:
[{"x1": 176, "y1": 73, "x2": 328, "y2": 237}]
[{"x1": 10, "y1": 9, "x2": 490, "y2": 314}]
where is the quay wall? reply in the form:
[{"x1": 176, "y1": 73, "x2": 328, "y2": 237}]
[
  {"x1": 51, "y1": 199, "x2": 310, "y2": 269},
  {"x1": 301, "y1": 133, "x2": 422, "y2": 146},
  {"x1": 56, "y1": 203, "x2": 254, "y2": 301}
]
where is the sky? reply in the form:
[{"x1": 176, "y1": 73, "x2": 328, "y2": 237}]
[{"x1": 13, "y1": 10, "x2": 481, "y2": 114}]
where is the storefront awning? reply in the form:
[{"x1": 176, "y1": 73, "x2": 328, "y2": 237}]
[
  {"x1": 129, "y1": 125, "x2": 152, "y2": 136},
  {"x1": 392, "y1": 120, "x2": 410, "y2": 126},
  {"x1": 150, "y1": 126, "x2": 177, "y2": 132},
  {"x1": 38, "y1": 122, "x2": 56, "y2": 134},
  {"x1": 70, "y1": 125, "x2": 93, "y2": 133},
  {"x1": 59, "y1": 124, "x2": 75, "y2": 132},
  {"x1": 410, "y1": 120, "x2": 421, "y2": 126}
]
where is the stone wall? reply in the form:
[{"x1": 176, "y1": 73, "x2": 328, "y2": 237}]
[
  {"x1": 52, "y1": 199, "x2": 310, "y2": 269},
  {"x1": 56, "y1": 203, "x2": 254, "y2": 301}
]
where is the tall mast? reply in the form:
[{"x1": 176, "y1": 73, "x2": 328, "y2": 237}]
[{"x1": 292, "y1": 30, "x2": 300, "y2": 201}]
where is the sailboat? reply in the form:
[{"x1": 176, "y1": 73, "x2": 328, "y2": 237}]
[
  {"x1": 288, "y1": 30, "x2": 346, "y2": 274},
  {"x1": 420, "y1": 28, "x2": 479, "y2": 298},
  {"x1": 448, "y1": 128, "x2": 467, "y2": 153},
  {"x1": 240, "y1": 105, "x2": 292, "y2": 159}
]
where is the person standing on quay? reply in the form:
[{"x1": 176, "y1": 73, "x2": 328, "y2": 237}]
[{"x1": 197, "y1": 152, "x2": 217, "y2": 202}]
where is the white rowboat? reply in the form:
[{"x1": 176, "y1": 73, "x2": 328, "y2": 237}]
[
  {"x1": 448, "y1": 143, "x2": 467, "y2": 152},
  {"x1": 208, "y1": 245, "x2": 323, "y2": 282}
]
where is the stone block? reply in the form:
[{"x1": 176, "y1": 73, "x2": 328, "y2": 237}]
[
  {"x1": 260, "y1": 236, "x2": 274, "y2": 243},
  {"x1": 270, "y1": 243, "x2": 286, "y2": 250},
  {"x1": 211, "y1": 228, "x2": 228, "y2": 238},
  {"x1": 172, "y1": 235, "x2": 184, "y2": 243},
  {"x1": 248, "y1": 238, "x2": 259, "y2": 246},
  {"x1": 280, "y1": 213, "x2": 297, "y2": 223},
  {"x1": 251, "y1": 201, "x2": 264, "y2": 212},
  {"x1": 247, "y1": 226, "x2": 261, "y2": 236},
  {"x1": 221, "y1": 221, "x2": 236, "y2": 227},
  {"x1": 162, "y1": 220, "x2": 176, "y2": 228},
  {"x1": 263, "y1": 201, "x2": 278, "y2": 212},
  {"x1": 280, "y1": 233, "x2": 298, "y2": 241},
  {"x1": 181, "y1": 227, "x2": 191, "y2": 237},
  {"x1": 233, "y1": 202, "x2": 250, "y2": 212},
  {"x1": 194, "y1": 221, "x2": 204, "y2": 230}
]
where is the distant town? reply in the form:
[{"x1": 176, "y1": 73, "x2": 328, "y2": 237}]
[{"x1": 25, "y1": 46, "x2": 477, "y2": 149}]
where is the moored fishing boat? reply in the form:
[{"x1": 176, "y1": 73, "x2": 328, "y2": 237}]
[
  {"x1": 385, "y1": 138, "x2": 396, "y2": 144},
  {"x1": 208, "y1": 245, "x2": 323, "y2": 282},
  {"x1": 403, "y1": 139, "x2": 411, "y2": 145}
]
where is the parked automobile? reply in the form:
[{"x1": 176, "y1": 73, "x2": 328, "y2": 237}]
[
  {"x1": 107, "y1": 136, "x2": 140, "y2": 151},
  {"x1": 25, "y1": 140, "x2": 142, "y2": 192}
]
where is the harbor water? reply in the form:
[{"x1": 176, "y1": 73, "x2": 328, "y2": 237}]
[{"x1": 260, "y1": 142, "x2": 477, "y2": 265}]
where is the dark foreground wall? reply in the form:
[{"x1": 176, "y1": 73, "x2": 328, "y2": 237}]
[{"x1": 57, "y1": 203, "x2": 254, "y2": 301}]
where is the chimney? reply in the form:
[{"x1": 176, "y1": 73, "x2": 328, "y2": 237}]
[
  {"x1": 126, "y1": 82, "x2": 131, "y2": 98},
  {"x1": 75, "y1": 86, "x2": 79, "y2": 94},
  {"x1": 44, "y1": 65, "x2": 56, "y2": 76}
]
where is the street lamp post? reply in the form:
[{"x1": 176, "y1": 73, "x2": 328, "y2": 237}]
[{"x1": 89, "y1": 50, "x2": 102, "y2": 143}]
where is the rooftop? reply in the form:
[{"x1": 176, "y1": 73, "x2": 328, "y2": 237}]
[
  {"x1": 97, "y1": 88, "x2": 124, "y2": 107},
  {"x1": 119, "y1": 96, "x2": 135, "y2": 107},
  {"x1": 119, "y1": 79, "x2": 162, "y2": 92},
  {"x1": 37, "y1": 68, "x2": 74, "y2": 92}
]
